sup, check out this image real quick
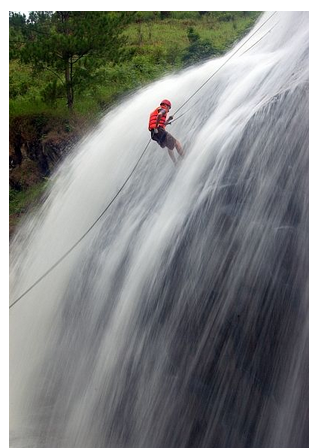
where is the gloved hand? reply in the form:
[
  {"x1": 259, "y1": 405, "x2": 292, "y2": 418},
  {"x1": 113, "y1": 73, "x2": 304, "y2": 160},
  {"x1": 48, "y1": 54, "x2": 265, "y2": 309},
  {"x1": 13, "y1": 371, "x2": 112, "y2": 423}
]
[
  {"x1": 168, "y1": 116, "x2": 174, "y2": 122},
  {"x1": 154, "y1": 128, "x2": 158, "y2": 134}
]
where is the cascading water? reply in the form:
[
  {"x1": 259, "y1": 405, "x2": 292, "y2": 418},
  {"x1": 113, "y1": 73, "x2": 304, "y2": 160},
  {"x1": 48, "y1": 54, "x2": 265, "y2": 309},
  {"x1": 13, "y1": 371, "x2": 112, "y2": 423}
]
[{"x1": 10, "y1": 11, "x2": 308, "y2": 448}]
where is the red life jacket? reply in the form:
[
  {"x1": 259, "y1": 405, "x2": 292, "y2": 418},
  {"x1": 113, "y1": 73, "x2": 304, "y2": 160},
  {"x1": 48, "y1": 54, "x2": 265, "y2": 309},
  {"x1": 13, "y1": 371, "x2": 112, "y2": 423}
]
[{"x1": 148, "y1": 107, "x2": 167, "y2": 131}]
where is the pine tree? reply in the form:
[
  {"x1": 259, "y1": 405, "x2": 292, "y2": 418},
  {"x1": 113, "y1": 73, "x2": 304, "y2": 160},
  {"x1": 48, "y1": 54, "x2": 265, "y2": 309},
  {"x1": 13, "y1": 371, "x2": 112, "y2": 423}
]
[{"x1": 9, "y1": 11, "x2": 131, "y2": 110}]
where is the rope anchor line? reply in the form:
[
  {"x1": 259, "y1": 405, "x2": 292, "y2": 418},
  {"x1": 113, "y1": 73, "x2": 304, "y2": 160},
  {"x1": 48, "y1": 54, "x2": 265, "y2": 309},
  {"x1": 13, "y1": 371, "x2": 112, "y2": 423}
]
[
  {"x1": 171, "y1": 11, "x2": 277, "y2": 123},
  {"x1": 10, "y1": 12, "x2": 277, "y2": 309}
]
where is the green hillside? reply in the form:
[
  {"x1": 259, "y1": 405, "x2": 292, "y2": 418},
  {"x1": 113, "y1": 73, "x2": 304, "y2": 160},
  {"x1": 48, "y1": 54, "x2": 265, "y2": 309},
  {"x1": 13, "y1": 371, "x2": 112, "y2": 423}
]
[
  {"x1": 9, "y1": 11, "x2": 262, "y2": 235},
  {"x1": 10, "y1": 12, "x2": 261, "y2": 119}
]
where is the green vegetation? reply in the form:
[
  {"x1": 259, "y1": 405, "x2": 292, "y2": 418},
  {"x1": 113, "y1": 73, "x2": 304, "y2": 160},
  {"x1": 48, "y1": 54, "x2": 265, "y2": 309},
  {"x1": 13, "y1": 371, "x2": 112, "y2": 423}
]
[
  {"x1": 10, "y1": 11, "x2": 261, "y2": 118},
  {"x1": 9, "y1": 179, "x2": 48, "y2": 216},
  {"x1": 9, "y1": 179, "x2": 49, "y2": 235},
  {"x1": 9, "y1": 11, "x2": 262, "y2": 235}
]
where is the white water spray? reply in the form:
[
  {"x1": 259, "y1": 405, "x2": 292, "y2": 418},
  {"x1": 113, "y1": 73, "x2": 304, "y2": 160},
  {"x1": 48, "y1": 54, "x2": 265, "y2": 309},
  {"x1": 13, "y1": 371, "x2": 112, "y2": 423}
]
[{"x1": 10, "y1": 12, "x2": 308, "y2": 448}]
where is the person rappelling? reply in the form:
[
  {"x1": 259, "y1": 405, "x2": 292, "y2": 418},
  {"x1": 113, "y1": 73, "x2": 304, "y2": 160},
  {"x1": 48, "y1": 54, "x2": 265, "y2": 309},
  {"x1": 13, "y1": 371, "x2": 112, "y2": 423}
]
[{"x1": 148, "y1": 99, "x2": 184, "y2": 165}]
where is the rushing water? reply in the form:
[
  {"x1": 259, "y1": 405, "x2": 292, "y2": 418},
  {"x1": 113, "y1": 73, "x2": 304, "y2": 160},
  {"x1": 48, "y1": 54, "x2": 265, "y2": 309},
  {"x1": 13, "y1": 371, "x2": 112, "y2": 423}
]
[{"x1": 10, "y1": 11, "x2": 308, "y2": 448}]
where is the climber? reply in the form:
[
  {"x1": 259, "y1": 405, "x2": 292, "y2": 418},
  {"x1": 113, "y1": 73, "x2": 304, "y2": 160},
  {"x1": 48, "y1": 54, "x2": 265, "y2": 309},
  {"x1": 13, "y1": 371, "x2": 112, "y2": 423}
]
[{"x1": 148, "y1": 99, "x2": 184, "y2": 165}]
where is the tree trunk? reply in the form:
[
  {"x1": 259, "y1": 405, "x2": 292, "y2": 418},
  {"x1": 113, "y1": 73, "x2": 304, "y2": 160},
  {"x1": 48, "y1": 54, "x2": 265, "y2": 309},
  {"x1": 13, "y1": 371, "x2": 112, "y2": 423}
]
[{"x1": 65, "y1": 57, "x2": 74, "y2": 110}]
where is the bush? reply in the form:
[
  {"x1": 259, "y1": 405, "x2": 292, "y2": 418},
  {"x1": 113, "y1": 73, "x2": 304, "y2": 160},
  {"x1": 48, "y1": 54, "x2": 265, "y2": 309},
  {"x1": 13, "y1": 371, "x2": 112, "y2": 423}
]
[
  {"x1": 187, "y1": 27, "x2": 200, "y2": 43},
  {"x1": 166, "y1": 44, "x2": 181, "y2": 65},
  {"x1": 160, "y1": 11, "x2": 171, "y2": 20},
  {"x1": 183, "y1": 33, "x2": 219, "y2": 66},
  {"x1": 218, "y1": 13, "x2": 236, "y2": 22},
  {"x1": 171, "y1": 12, "x2": 200, "y2": 20}
]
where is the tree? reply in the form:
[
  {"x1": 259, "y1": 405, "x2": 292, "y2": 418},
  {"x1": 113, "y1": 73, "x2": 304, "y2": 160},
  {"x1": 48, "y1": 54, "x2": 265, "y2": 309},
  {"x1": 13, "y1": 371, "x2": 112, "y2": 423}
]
[{"x1": 9, "y1": 11, "x2": 131, "y2": 110}]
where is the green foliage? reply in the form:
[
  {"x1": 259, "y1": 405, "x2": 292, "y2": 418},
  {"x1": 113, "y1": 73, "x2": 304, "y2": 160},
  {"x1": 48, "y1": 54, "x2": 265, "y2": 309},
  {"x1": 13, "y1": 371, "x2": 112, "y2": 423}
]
[
  {"x1": 40, "y1": 80, "x2": 60, "y2": 105},
  {"x1": 218, "y1": 12, "x2": 236, "y2": 22},
  {"x1": 9, "y1": 11, "x2": 27, "y2": 58},
  {"x1": 182, "y1": 27, "x2": 219, "y2": 65},
  {"x1": 9, "y1": 65, "x2": 31, "y2": 99},
  {"x1": 9, "y1": 11, "x2": 262, "y2": 117},
  {"x1": 166, "y1": 44, "x2": 181, "y2": 65},
  {"x1": 160, "y1": 11, "x2": 171, "y2": 20},
  {"x1": 171, "y1": 11, "x2": 200, "y2": 19},
  {"x1": 187, "y1": 27, "x2": 200, "y2": 43},
  {"x1": 9, "y1": 180, "x2": 48, "y2": 216},
  {"x1": 183, "y1": 38, "x2": 219, "y2": 65},
  {"x1": 10, "y1": 11, "x2": 131, "y2": 110}
]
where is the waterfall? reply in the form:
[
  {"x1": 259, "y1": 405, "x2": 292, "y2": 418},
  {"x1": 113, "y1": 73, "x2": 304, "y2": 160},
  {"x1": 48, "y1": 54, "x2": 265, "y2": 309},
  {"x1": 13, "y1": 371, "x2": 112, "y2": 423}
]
[{"x1": 10, "y1": 11, "x2": 308, "y2": 448}]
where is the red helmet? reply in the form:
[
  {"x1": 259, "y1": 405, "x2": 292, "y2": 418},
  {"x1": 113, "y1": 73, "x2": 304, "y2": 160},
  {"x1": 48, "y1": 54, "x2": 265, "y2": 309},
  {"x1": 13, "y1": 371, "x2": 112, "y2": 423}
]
[{"x1": 160, "y1": 99, "x2": 171, "y2": 109}]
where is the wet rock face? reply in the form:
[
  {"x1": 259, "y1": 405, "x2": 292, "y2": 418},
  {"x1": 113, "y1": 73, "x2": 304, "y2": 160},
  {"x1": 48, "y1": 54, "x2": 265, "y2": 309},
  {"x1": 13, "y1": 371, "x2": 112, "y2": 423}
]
[{"x1": 9, "y1": 114, "x2": 81, "y2": 188}]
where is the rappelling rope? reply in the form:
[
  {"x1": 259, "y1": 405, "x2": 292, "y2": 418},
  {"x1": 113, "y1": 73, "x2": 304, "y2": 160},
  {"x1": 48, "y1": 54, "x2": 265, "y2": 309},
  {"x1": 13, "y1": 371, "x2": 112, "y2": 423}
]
[
  {"x1": 170, "y1": 11, "x2": 277, "y2": 124},
  {"x1": 10, "y1": 140, "x2": 152, "y2": 309},
  {"x1": 240, "y1": 21, "x2": 279, "y2": 56},
  {"x1": 10, "y1": 11, "x2": 277, "y2": 309}
]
